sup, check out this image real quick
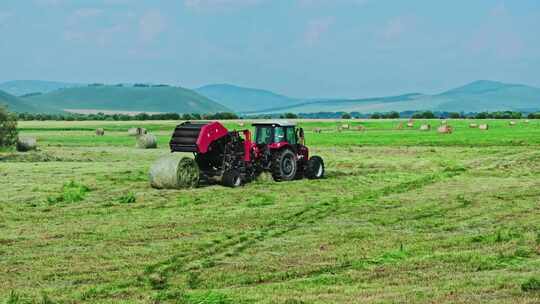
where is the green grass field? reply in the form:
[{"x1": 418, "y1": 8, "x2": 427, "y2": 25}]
[{"x1": 1, "y1": 119, "x2": 540, "y2": 303}]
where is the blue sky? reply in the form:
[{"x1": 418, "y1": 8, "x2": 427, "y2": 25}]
[{"x1": 0, "y1": 0, "x2": 539, "y2": 98}]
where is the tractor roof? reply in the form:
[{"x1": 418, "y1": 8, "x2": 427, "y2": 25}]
[{"x1": 252, "y1": 120, "x2": 296, "y2": 127}]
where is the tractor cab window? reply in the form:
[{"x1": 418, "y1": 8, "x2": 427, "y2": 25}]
[
  {"x1": 255, "y1": 126, "x2": 273, "y2": 144},
  {"x1": 274, "y1": 127, "x2": 286, "y2": 143},
  {"x1": 286, "y1": 127, "x2": 296, "y2": 144}
]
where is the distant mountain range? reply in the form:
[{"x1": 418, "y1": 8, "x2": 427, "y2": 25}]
[
  {"x1": 195, "y1": 84, "x2": 298, "y2": 112},
  {"x1": 196, "y1": 81, "x2": 540, "y2": 114},
  {"x1": 0, "y1": 80, "x2": 539, "y2": 114}
]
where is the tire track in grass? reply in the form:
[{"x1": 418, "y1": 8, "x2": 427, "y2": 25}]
[
  {"x1": 217, "y1": 152, "x2": 540, "y2": 288},
  {"x1": 140, "y1": 167, "x2": 467, "y2": 293}
]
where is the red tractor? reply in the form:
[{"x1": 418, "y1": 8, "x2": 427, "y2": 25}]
[{"x1": 169, "y1": 121, "x2": 324, "y2": 187}]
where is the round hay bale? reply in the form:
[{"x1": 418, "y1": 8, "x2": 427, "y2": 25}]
[
  {"x1": 96, "y1": 128, "x2": 105, "y2": 136},
  {"x1": 420, "y1": 124, "x2": 431, "y2": 131},
  {"x1": 128, "y1": 127, "x2": 147, "y2": 136},
  {"x1": 437, "y1": 125, "x2": 453, "y2": 134},
  {"x1": 479, "y1": 124, "x2": 489, "y2": 130},
  {"x1": 136, "y1": 133, "x2": 157, "y2": 149},
  {"x1": 16, "y1": 137, "x2": 37, "y2": 152},
  {"x1": 149, "y1": 156, "x2": 200, "y2": 189},
  {"x1": 509, "y1": 121, "x2": 516, "y2": 126},
  {"x1": 469, "y1": 123, "x2": 478, "y2": 128}
]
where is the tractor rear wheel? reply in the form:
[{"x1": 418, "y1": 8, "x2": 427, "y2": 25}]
[
  {"x1": 222, "y1": 170, "x2": 242, "y2": 188},
  {"x1": 271, "y1": 149, "x2": 297, "y2": 182},
  {"x1": 305, "y1": 156, "x2": 324, "y2": 179}
]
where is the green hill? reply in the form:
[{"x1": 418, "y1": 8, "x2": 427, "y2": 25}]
[
  {"x1": 195, "y1": 84, "x2": 299, "y2": 112},
  {"x1": 0, "y1": 90, "x2": 40, "y2": 113},
  {"x1": 23, "y1": 85, "x2": 231, "y2": 114},
  {"x1": 0, "y1": 80, "x2": 82, "y2": 96}
]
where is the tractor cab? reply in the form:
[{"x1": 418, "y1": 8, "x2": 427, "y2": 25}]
[{"x1": 252, "y1": 121, "x2": 304, "y2": 147}]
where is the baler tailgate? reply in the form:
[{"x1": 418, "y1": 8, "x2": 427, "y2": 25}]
[{"x1": 169, "y1": 121, "x2": 229, "y2": 153}]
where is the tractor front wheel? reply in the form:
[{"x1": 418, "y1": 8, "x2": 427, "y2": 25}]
[
  {"x1": 305, "y1": 156, "x2": 325, "y2": 179},
  {"x1": 271, "y1": 149, "x2": 298, "y2": 182},
  {"x1": 222, "y1": 170, "x2": 242, "y2": 188}
]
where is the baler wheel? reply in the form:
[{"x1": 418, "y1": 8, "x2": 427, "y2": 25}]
[
  {"x1": 222, "y1": 170, "x2": 242, "y2": 188},
  {"x1": 271, "y1": 149, "x2": 298, "y2": 182},
  {"x1": 305, "y1": 156, "x2": 325, "y2": 179}
]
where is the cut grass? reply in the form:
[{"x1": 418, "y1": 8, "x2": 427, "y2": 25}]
[{"x1": 0, "y1": 119, "x2": 539, "y2": 303}]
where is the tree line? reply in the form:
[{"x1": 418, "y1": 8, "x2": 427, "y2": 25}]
[
  {"x1": 8, "y1": 110, "x2": 540, "y2": 121},
  {"x1": 16, "y1": 112, "x2": 240, "y2": 121}
]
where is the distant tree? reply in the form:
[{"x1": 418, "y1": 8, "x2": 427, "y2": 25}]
[
  {"x1": 370, "y1": 113, "x2": 381, "y2": 119},
  {"x1": 385, "y1": 111, "x2": 400, "y2": 119},
  {"x1": 0, "y1": 106, "x2": 18, "y2": 148},
  {"x1": 528, "y1": 113, "x2": 540, "y2": 119},
  {"x1": 449, "y1": 112, "x2": 461, "y2": 119},
  {"x1": 135, "y1": 113, "x2": 150, "y2": 120},
  {"x1": 341, "y1": 113, "x2": 352, "y2": 119},
  {"x1": 283, "y1": 113, "x2": 298, "y2": 119},
  {"x1": 475, "y1": 112, "x2": 488, "y2": 119}
]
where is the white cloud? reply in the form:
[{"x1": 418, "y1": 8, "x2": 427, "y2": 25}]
[
  {"x1": 304, "y1": 17, "x2": 334, "y2": 46},
  {"x1": 490, "y1": 2, "x2": 507, "y2": 17},
  {"x1": 139, "y1": 10, "x2": 166, "y2": 43},
  {"x1": 383, "y1": 17, "x2": 406, "y2": 40},
  {"x1": 184, "y1": 0, "x2": 264, "y2": 10},
  {"x1": 74, "y1": 8, "x2": 103, "y2": 18},
  {"x1": 298, "y1": 0, "x2": 368, "y2": 7},
  {"x1": 0, "y1": 11, "x2": 13, "y2": 25},
  {"x1": 34, "y1": 0, "x2": 65, "y2": 6},
  {"x1": 64, "y1": 24, "x2": 126, "y2": 47}
]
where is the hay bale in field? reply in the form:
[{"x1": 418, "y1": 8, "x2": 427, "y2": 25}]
[
  {"x1": 479, "y1": 124, "x2": 489, "y2": 130},
  {"x1": 509, "y1": 121, "x2": 516, "y2": 126},
  {"x1": 341, "y1": 124, "x2": 350, "y2": 130},
  {"x1": 313, "y1": 128, "x2": 322, "y2": 134},
  {"x1": 407, "y1": 122, "x2": 414, "y2": 128},
  {"x1": 136, "y1": 133, "x2": 157, "y2": 149},
  {"x1": 149, "y1": 156, "x2": 199, "y2": 189},
  {"x1": 95, "y1": 128, "x2": 105, "y2": 136},
  {"x1": 469, "y1": 123, "x2": 478, "y2": 128},
  {"x1": 128, "y1": 127, "x2": 147, "y2": 136},
  {"x1": 420, "y1": 124, "x2": 431, "y2": 131},
  {"x1": 16, "y1": 137, "x2": 37, "y2": 152},
  {"x1": 437, "y1": 125, "x2": 453, "y2": 134}
]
